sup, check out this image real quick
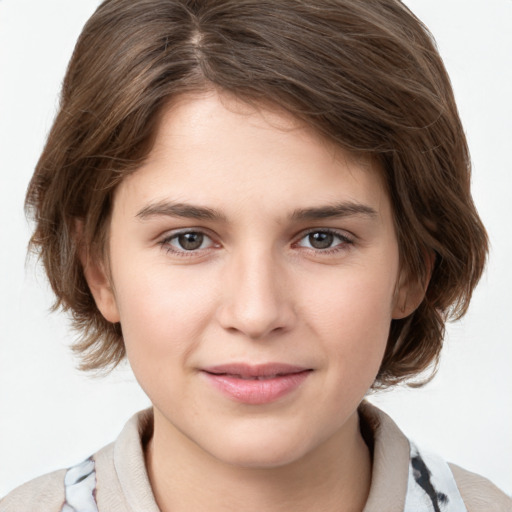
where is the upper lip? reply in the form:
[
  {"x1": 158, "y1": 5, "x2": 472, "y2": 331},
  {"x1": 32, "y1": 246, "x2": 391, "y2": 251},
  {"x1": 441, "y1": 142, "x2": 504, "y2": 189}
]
[{"x1": 202, "y1": 363, "x2": 311, "y2": 378}]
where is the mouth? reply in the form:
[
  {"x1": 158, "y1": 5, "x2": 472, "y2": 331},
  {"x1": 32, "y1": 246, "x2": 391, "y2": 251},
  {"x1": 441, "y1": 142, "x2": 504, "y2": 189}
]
[
  {"x1": 217, "y1": 374, "x2": 292, "y2": 380},
  {"x1": 203, "y1": 362, "x2": 310, "y2": 378},
  {"x1": 201, "y1": 363, "x2": 312, "y2": 404}
]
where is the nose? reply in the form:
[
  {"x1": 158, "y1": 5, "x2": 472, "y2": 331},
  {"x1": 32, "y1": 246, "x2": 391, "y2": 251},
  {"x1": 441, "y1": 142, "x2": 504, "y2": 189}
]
[{"x1": 216, "y1": 249, "x2": 296, "y2": 340}]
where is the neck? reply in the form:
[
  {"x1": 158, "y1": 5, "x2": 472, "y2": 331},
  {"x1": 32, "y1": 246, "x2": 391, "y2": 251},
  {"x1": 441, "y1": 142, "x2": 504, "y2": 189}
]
[{"x1": 145, "y1": 408, "x2": 372, "y2": 512}]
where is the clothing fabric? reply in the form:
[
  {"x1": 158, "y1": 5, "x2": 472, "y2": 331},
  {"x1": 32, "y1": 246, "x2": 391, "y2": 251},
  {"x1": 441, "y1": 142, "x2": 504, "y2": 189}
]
[
  {"x1": 1, "y1": 403, "x2": 510, "y2": 512},
  {"x1": 404, "y1": 442, "x2": 467, "y2": 512},
  {"x1": 56, "y1": 437, "x2": 469, "y2": 512}
]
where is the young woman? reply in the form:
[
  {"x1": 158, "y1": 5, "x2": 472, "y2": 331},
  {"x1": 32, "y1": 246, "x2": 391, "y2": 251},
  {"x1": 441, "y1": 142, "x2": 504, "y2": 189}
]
[{"x1": 1, "y1": 1, "x2": 510, "y2": 511}]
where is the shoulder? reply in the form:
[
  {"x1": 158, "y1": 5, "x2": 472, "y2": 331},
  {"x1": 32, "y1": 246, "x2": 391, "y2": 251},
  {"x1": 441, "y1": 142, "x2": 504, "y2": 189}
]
[
  {"x1": 0, "y1": 468, "x2": 67, "y2": 512},
  {"x1": 359, "y1": 401, "x2": 512, "y2": 512},
  {"x1": 0, "y1": 409, "x2": 154, "y2": 512},
  {"x1": 449, "y1": 463, "x2": 512, "y2": 512}
]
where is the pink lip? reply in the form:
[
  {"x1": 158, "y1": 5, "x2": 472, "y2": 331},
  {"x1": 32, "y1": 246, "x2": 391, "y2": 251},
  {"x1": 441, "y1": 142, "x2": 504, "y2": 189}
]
[{"x1": 201, "y1": 363, "x2": 312, "y2": 405}]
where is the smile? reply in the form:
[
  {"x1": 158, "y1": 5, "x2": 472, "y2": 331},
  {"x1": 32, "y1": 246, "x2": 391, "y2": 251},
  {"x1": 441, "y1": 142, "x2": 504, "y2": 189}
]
[{"x1": 201, "y1": 363, "x2": 312, "y2": 405}]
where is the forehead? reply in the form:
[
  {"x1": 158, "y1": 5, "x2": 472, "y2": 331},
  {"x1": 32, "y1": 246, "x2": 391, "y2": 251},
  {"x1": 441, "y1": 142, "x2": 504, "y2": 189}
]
[{"x1": 113, "y1": 91, "x2": 391, "y2": 223}]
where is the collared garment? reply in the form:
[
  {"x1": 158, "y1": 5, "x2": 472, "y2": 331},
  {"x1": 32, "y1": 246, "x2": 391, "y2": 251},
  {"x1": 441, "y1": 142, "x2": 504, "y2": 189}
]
[{"x1": 1, "y1": 403, "x2": 510, "y2": 512}]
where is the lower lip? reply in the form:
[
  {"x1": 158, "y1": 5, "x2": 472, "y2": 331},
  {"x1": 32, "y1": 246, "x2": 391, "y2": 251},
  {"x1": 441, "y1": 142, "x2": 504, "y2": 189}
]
[{"x1": 202, "y1": 371, "x2": 311, "y2": 405}]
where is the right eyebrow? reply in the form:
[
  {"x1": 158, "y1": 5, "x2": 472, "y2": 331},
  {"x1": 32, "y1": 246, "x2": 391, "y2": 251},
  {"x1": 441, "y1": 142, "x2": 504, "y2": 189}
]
[{"x1": 136, "y1": 201, "x2": 228, "y2": 222}]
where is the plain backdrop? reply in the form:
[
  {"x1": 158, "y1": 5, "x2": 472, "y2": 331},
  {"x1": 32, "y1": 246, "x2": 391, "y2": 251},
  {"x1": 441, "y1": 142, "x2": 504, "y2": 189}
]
[{"x1": 1, "y1": 0, "x2": 511, "y2": 498}]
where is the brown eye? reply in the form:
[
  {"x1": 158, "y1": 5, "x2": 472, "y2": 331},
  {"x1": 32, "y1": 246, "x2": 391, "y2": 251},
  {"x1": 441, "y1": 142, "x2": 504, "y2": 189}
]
[
  {"x1": 160, "y1": 230, "x2": 218, "y2": 257},
  {"x1": 308, "y1": 232, "x2": 334, "y2": 249},
  {"x1": 176, "y1": 232, "x2": 204, "y2": 250},
  {"x1": 295, "y1": 229, "x2": 353, "y2": 252}
]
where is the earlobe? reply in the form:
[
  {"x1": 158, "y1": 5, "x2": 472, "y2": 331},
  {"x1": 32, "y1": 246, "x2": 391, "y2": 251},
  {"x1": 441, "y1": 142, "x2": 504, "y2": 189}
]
[
  {"x1": 76, "y1": 222, "x2": 120, "y2": 324},
  {"x1": 392, "y1": 251, "x2": 435, "y2": 320},
  {"x1": 82, "y1": 259, "x2": 121, "y2": 323},
  {"x1": 392, "y1": 278, "x2": 422, "y2": 319}
]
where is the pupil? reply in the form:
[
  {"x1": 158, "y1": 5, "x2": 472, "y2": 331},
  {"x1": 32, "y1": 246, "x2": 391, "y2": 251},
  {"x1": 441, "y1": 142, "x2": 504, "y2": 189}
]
[
  {"x1": 178, "y1": 232, "x2": 203, "y2": 250},
  {"x1": 309, "y1": 232, "x2": 333, "y2": 249}
]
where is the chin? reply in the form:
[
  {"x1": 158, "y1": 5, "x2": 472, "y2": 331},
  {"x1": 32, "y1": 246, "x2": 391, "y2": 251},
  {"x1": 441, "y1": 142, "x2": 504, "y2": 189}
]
[
  {"x1": 218, "y1": 447, "x2": 307, "y2": 470},
  {"x1": 204, "y1": 429, "x2": 317, "y2": 470}
]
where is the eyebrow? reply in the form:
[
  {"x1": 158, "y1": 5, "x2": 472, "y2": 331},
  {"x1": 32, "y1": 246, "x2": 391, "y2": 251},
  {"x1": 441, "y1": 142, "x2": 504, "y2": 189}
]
[
  {"x1": 290, "y1": 202, "x2": 378, "y2": 221},
  {"x1": 136, "y1": 201, "x2": 228, "y2": 222},
  {"x1": 136, "y1": 200, "x2": 378, "y2": 222}
]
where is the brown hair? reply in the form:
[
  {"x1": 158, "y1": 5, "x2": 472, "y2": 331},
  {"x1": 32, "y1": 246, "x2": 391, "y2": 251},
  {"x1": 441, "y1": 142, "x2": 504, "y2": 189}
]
[{"x1": 26, "y1": 0, "x2": 488, "y2": 387}]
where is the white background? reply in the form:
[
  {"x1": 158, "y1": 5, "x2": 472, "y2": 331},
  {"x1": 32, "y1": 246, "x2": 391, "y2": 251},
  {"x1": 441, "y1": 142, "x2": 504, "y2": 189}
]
[{"x1": 1, "y1": 0, "x2": 511, "y2": 498}]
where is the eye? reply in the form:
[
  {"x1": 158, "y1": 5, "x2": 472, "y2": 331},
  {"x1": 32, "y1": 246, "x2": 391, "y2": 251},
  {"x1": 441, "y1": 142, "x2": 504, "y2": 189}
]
[
  {"x1": 160, "y1": 230, "x2": 217, "y2": 254},
  {"x1": 295, "y1": 229, "x2": 353, "y2": 252}
]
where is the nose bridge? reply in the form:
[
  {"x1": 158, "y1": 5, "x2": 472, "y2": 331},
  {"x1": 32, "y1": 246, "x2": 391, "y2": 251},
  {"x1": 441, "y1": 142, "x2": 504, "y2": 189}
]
[{"x1": 217, "y1": 244, "x2": 294, "y2": 339}]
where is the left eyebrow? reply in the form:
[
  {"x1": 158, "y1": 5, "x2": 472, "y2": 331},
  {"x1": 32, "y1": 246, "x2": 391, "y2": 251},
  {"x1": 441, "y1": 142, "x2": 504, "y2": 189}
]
[{"x1": 290, "y1": 201, "x2": 378, "y2": 221}]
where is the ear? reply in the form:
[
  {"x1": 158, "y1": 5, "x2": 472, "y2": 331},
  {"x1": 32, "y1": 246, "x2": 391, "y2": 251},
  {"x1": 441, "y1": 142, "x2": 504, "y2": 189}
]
[
  {"x1": 392, "y1": 251, "x2": 435, "y2": 320},
  {"x1": 76, "y1": 222, "x2": 120, "y2": 324}
]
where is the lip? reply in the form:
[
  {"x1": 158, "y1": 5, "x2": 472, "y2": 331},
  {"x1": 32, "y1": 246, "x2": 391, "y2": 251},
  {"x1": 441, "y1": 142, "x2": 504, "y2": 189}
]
[{"x1": 201, "y1": 363, "x2": 312, "y2": 405}]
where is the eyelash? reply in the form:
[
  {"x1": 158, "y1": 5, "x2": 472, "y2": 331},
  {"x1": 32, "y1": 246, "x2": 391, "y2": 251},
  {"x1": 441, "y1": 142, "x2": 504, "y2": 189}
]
[
  {"x1": 158, "y1": 228, "x2": 354, "y2": 258},
  {"x1": 158, "y1": 230, "x2": 219, "y2": 258},
  {"x1": 293, "y1": 228, "x2": 354, "y2": 255}
]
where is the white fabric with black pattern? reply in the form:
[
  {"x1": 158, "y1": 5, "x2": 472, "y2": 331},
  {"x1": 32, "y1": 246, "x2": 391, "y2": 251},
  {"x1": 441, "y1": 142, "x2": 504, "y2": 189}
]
[
  {"x1": 404, "y1": 442, "x2": 468, "y2": 512},
  {"x1": 60, "y1": 457, "x2": 98, "y2": 512}
]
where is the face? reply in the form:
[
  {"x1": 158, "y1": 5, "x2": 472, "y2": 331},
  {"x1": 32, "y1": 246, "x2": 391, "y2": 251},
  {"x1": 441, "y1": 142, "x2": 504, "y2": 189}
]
[{"x1": 88, "y1": 91, "x2": 415, "y2": 468}]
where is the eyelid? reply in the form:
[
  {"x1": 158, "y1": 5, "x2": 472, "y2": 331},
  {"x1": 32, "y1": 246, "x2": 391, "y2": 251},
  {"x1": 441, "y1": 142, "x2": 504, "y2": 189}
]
[
  {"x1": 297, "y1": 227, "x2": 354, "y2": 240},
  {"x1": 293, "y1": 227, "x2": 355, "y2": 252},
  {"x1": 158, "y1": 228, "x2": 220, "y2": 255}
]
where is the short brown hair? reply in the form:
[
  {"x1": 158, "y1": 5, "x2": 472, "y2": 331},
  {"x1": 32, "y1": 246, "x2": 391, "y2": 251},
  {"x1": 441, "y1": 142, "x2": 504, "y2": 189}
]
[{"x1": 26, "y1": 0, "x2": 488, "y2": 387}]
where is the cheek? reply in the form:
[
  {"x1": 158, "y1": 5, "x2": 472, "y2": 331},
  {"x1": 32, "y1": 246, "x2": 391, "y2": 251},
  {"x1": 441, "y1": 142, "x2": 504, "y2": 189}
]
[
  {"x1": 305, "y1": 259, "x2": 397, "y2": 328},
  {"x1": 111, "y1": 258, "x2": 218, "y2": 369},
  {"x1": 301, "y1": 260, "x2": 397, "y2": 374}
]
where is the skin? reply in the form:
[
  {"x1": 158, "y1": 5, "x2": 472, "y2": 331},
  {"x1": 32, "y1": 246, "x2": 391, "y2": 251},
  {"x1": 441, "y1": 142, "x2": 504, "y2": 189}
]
[{"x1": 84, "y1": 91, "x2": 422, "y2": 512}]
